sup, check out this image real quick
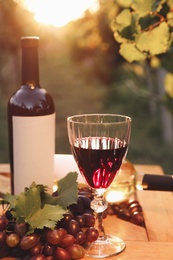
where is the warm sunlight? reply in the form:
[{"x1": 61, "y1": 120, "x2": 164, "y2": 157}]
[{"x1": 15, "y1": 0, "x2": 100, "y2": 27}]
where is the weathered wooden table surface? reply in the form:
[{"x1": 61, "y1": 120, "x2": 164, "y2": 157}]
[{"x1": 0, "y1": 163, "x2": 173, "y2": 260}]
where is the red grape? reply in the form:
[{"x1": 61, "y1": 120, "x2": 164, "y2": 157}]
[
  {"x1": 75, "y1": 215, "x2": 85, "y2": 228},
  {"x1": 85, "y1": 227, "x2": 99, "y2": 242},
  {"x1": 67, "y1": 219, "x2": 80, "y2": 236},
  {"x1": 66, "y1": 244, "x2": 85, "y2": 259},
  {"x1": 57, "y1": 227, "x2": 67, "y2": 237},
  {"x1": 6, "y1": 232, "x2": 20, "y2": 247},
  {"x1": 78, "y1": 195, "x2": 91, "y2": 209},
  {"x1": 75, "y1": 231, "x2": 86, "y2": 245},
  {"x1": 46, "y1": 228, "x2": 63, "y2": 245},
  {"x1": 59, "y1": 234, "x2": 75, "y2": 248},
  {"x1": 30, "y1": 241, "x2": 43, "y2": 255},
  {"x1": 53, "y1": 246, "x2": 71, "y2": 260},
  {"x1": 42, "y1": 242, "x2": 54, "y2": 256},
  {"x1": 20, "y1": 233, "x2": 40, "y2": 250},
  {"x1": 15, "y1": 222, "x2": 28, "y2": 236},
  {"x1": 83, "y1": 213, "x2": 95, "y2": 227}
]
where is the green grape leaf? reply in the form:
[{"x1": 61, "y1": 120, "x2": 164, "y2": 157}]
[
  {"x1": 119, "y1": 42, "x2": 146, "y2": 62},
  {"x1": 3, "y1": 193, "x2": 17, "y2": 209},
  {"x1": 136, "y1": 22, "x2": 169, "y2": 55},
  {"x1": 3, "y1": 172, "x2": 78, "y2": 233},
  {"x1": 12, "y1": 185, "x2": 43, "y2": 223},
  {"x1": 113, "y1": 31, "x2": 125, "y2": 43},
  {"x1": 114, "y1": 9, "x2": 132, "y2": 32},
  {"x1": 26, "y1": 204, "x2": 67, "y2": 234},
  {"x1": 131, "y1": 0, "x2": 165, "y2": 17},
  {"x1": 56, "y1": 172, "x2": 78, "y2": 209},
  {"x1": 113, "y1": 9, "x2": 140, "y2": 41},
  {"x1": 164, "y1": 72, "x2": 173, "y2": 98},
  {"x1": 41, "y1": 171, "x2": 78, "y2": 209}
]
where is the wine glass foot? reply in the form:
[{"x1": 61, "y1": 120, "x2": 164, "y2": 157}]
[{"x1": 85, "y1": 235, "x2": 126, "y2": 258}]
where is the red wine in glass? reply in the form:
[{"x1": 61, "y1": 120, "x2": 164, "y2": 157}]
[
  {"x1": 67, "y1": 114, "x2": 131, "y2": 258},
  {"x1": 72, "y1": 137, "x2": 128, "y2": 189}
]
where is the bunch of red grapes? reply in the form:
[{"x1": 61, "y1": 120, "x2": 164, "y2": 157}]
[
  {"x1": 0, "y1": 186, "x2": 144, "y2": 259},
  {"x1": 0, "y1": 187, "x2": 98, "y2": 260}
]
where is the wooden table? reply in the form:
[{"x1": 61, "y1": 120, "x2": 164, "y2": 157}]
[{"x1": 0, "y1": 163, "x2": 173, "y2": 260}]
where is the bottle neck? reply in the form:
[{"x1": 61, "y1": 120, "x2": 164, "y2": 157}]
[{"x1": 22, "y1": 45, "x2": 39, "y2": 85}]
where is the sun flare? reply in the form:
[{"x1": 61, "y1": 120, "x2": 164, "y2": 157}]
[{"x1": 16, "y1": 0, "x2": 100, "y2": 27}]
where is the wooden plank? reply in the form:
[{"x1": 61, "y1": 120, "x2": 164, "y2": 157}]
[
  {"x1": 101, "y1": 215, "x2": 147, "y2": 242},
  {"x1": 135, "y1": 165, "x2": 173, "y2": 242},
  {"x1": 84, "y1": 241, "x2": 173, "y2": 259},
  {"x1": 138, "y1": 190, "x2": 173, "y2": 242}
]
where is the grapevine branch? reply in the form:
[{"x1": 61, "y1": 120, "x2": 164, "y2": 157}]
[{"x1": 142, "y1": 11, "x2": 166, "y2": 32}]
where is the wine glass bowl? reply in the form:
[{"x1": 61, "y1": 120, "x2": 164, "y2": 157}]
[{"x1": 67, "y1": 114, "x2": 131, "y2": 258}]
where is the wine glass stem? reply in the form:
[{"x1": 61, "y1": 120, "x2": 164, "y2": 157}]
[
  {"x1": 96, "y1": 212, "x2": 106, "y2": 239},
  {"x1": 90, "y1": 193, "x2": 108, "y2": 240}
]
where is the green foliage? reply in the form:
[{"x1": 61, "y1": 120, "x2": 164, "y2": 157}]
[
  {"x1": 42, "y1": 172, "x2": 78, "y2": 209},
  {"x1": 136, "y1": 22, "x2": 169, "y2": 55},
  {"x1": 119, "y1": 42, "x2": 146, "y2": 62},
  {"x1": 131, "y1": 0, "x2": 165, "y2": 17},
  {"x1": 113, "y1": 0, "x2": 171, "y2": 59},
  {"x1": 2, "y1": 172, "x2": 78, "y2": 234},
  {"x1": 113, "y1": 0, "x2": 173, "y2": 112}
]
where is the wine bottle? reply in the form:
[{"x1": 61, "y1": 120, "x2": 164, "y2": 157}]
[
  {"x1": 136, "y1": 173, "x2": 173, "y2": 191},
  {"x1": 8, "y1": 36, "x2": 56, "y2": 195}
]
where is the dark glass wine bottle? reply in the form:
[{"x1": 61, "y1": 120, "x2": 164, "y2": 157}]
[
  {"x1": 137, "y1": 173, "x2": 173, "y2": 191},
  {"x1": 8, "y1": 36, "x2": 55, "y2": 195}
]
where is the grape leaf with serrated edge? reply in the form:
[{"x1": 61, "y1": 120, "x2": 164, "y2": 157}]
[
  {"x1": 114, "y1": 9, "x2": 132, "y2": 32},
  {"x1": 131, "y1": 0, "x2": 165, "y2": 17},
  {"x1": 113, "y1": 9, "x2": 140, "y2": 41},
  {"x1": 26, "y1": 204, "x2": 67, "y2": 234},
  {"x1": 2, "y1": 172, "x2": 78, "y2": 233},
  {"x1": 55, "y1": 171, "x2": 78, "y2": 208},
  {"x1": 2, "y1": 193, "x2": 17, "y2": 209},
  {"x1": 119, "y1": 42, "x2": 146, "y2": 62},
  {"x1": 11, "y1": 185, "x2": 43, "y2": 223},
  {"x1": 40, "y1": 172, "x2": 78, "y2": 209},
  {"x1": 136, "y1": 22, "x2": 169, "y2": 55}
]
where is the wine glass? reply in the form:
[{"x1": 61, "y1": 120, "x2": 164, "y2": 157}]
[{"x1": 67, "y1": 114, "x2": 131, "y2": 258}]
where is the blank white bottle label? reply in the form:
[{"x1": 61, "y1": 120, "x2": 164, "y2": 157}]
[{"x1": 13, "y1": 113, "x2": 55, "y2": 195}]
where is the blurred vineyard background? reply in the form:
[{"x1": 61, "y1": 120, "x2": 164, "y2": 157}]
[{"x1": 0, "y1": 0, "x2": 173, "y2": 174}]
